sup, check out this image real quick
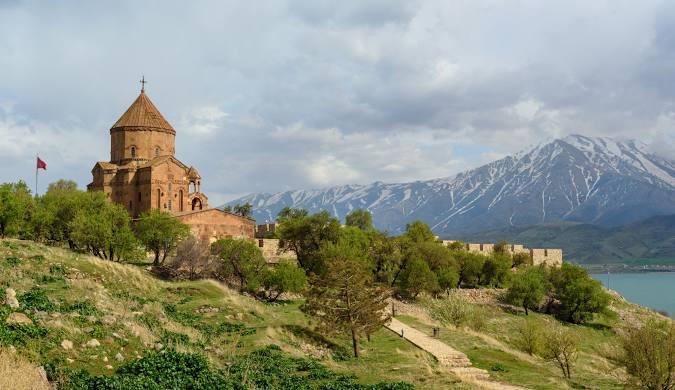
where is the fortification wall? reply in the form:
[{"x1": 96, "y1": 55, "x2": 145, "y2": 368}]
[
  {"x1": 442, "y1": 240, "x2": 562, "y2": 266},
  {"x1": 256, "y1": 238, "x2": 296, "y2": 264},
  {"x1": 530, "y1": 248, "x2": 563, "y2": 267}
]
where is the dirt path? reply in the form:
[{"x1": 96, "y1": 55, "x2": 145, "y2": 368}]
[{"x1": 386, "y1": 318, "x2": 529, "y2": 390}]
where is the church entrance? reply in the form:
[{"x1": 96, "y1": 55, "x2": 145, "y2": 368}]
[{"x1": 192, "y1": 198, "x2": 202, "y2": 211}]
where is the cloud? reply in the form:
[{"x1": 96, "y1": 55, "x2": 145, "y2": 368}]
[{"x1": 0, "y1": 0, "x2": 673, "y2": 203}]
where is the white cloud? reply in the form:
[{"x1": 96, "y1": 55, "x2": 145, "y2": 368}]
[{"x1": 0, "y1": 0, "x2": 673, "y2": 199}]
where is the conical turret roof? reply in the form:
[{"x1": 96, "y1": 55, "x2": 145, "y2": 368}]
[{"x1": 111, "y1": 90, "x2": 175, "y2": 133}]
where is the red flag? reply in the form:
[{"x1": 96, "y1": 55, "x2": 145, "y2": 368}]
[{"x1": 37, "y1": 157, "x2": 47, "y2": 170}]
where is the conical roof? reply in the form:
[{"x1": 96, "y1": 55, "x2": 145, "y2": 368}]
[{"x1": 111, "y1": 90, "x2": 175, "y2": 133}]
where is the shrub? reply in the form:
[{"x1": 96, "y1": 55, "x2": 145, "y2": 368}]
[
  {"x1": 399, "y1": 258, "x2": 439, "y2": 298},
  {"x1": 261, "y1": 262, "x2": 307, "y2": 301},
  {"x1": 5, "y1": 256, "x2": 21, "y2": 266},
  {"x1": 515, "y1": 317, "x2": 545, "y2": 355},
  {"x1": 549, "y1": 263, "x2": 610, "y2": 324},
  {"x1": 620, "y1": 320, "x2": 675, "y2": 390},
  {"x1": 506, "y1": 266, "x2": 546, "y2": 315},
  {"x1": 425, "y1": 294, "x2": 471, "y2": 327},
  {"x1": 61, "y1": 346, "x2": 413, "y2": 390},
  {"x1": 18, "y1": 287, "x2": 57, "y2": 312},
  {"x1": 542, "y1": 325, "x2": 578, "y2": 379},
  {"x1": 168, "y1": 236, "x2": 212, "y2": 280}
]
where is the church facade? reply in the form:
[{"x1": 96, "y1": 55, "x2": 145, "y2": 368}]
[{"x1": 87, "y1": 86, "x2": 255, "y2": 241}]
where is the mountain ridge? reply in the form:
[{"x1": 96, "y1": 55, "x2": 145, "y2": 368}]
[{"x1": 227, "y1": 134, "x2": 675, "y2": 235}]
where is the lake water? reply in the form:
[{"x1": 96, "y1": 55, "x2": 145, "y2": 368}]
[{"x1": 591, "y1": 272, "x2": 675, "y2": 318}]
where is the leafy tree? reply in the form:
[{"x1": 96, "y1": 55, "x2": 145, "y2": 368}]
[
  {"x1": 261, "y1": 262, "x2": 307, "y2": 301},
  {"x1": 302, "y1": 242, "x2": 391, "y2": 358},
  {"x1": 549, "y1": 263, "x2": 610, "y2": 323},
  {"x1": 506, "y1": 266, "x2": 546, "y2": 315},
  {"x1": 276, "y1": 207, "x2": 308, "y2": 221},
  {"x1": 446, "y1": 240, "x2": 465, "y2": 251},
  {"x1": 212, "y1": 238, "x2": 266, "y2": 293},
  {"x1": 277, "y1": 210, "x2": 341, "y2": 275},
  {"x1": 455, "y1": 251, "x2": 486, "y2": 288},
  {"x1": 136, "y1": 209, "x2": 191, "y2": 265},
  {"x1": 621, "y1": 320, "x2": 675, "y2": 390},
  {"x1": 233, "y1": 203, "x2": 253, "y2": 218},
  {"x1": 493, "y1": 240, "x2": 510, "y2": 256},
  {"x1": 69, "y1": 192, "x2": 140, "y2": 261},
  {"x1": 338, "y1": 226, "x2": 372, "y2": 254},
  {"x1": 30, "y1": 181, "x2": 82, "y2": 246},
  {"x1": 436, "y1": 266, "x2": 460, "y2": 296},
  {"x1": 345, "y1": 209, "x2": 373, "y2": 231},
  {"x1": 47, "y1": 179, "x2": 77, "y2": 193},
  {"x1": 403, "y1": 220, "x2": 436, "y2": 243},
  {"x1": 369, "y1": 232, "x2": 403, "y2": 285},
  {"x1": 0, "y1": 181, "x2": 33, "y2": 237},
  {"x1": 481, "y1": 254, "x2": 512, "y2": 287},
  {"x1": 408, "y1": 241, "x2": 455, "y2": 271},
  {"x1": 399, "y1": 258, "x2": 439, "y2": 298},
  {"x1": 512, "y1": 252, "x2": 532, "y2": 268},
  {"x1": 543, "y1": 325, "x2": 578, "y2": 379}
]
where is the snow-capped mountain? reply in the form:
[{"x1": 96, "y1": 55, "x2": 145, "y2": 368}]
[{"x1": 227, "y1": 135, "x2": 675, "y2": 235}]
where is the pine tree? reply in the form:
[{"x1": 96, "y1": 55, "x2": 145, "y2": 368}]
[{"x1": 302, "y1": 242, "x2": 391, "y2": 358}]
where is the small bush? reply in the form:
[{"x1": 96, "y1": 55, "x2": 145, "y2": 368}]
[
  {"x1": 5, "y1": 256, "x2": 21, "y2": 266},
  {"x1": 542, "y1": 325, "x2": 578, "y2": 379},
  {"x1": 515, "y1": 317, "x2": 545, "y2": 355},
  {"x1": 0, "y1": 306, "x2": 48, "y2": 346},
  {"x1": 49, "y1": 264, "x2": 66, "y2": 275},
  {"x1": 620, "y1": 319, "x2": 675, "y2": 390},
  {"x1": 19, "y1": 287, "x2": 57, "y2": 312},
  {"x1": 490, "y1": 363, "x2": 508, "y2": 372},
  {"x1": 424, "y1": 294, "x2": 471, "y2": 327}
]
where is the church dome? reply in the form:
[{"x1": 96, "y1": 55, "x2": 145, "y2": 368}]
[{"x1": 110, "y1": 90, "x2": 175, "y2": 134}]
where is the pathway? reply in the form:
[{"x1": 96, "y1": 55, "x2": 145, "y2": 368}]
[{"x1": 386, "y1": 318, "x2": 529, "y2": 390}]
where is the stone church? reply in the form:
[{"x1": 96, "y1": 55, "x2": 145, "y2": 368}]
[{"x1": 87, "y1": 85, "x2": 255, "y2": 241}]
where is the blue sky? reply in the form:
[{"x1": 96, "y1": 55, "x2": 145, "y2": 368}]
[{"x1": 1, "y1": 0, "x2": 674, "y2": 204}]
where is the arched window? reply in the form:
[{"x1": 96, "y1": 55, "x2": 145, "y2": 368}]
[
  {"x1": 155, "y1": 147, "x2": 160, "y2": 157},
  {"x1": 156, "y1": 188, "x2": 160, "y2": 209},
  {"x1": 168, "y1": 199, "x2": 172, "y2": 211},
  {"x1": 179, "y1": 190, "x2": 184, "y2": 211},
  {"x1": 131, "y1": 146, "x2": 136, "y2": 158}
]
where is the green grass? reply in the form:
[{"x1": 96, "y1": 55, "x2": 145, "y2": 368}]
[
  {"x1": 1, "y1": 238, "x2": 665, "y2": 389},
  {"x1": 397, "y1": 304, "x2": 642, "y2": 390},
  {"x1": 0, "y1": 239, "x2": 465, "y2": 389}
]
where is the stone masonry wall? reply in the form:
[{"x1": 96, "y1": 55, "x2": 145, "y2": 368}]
[{"x1": 442, "y1": 240, "x2": 562, "y2": 266}]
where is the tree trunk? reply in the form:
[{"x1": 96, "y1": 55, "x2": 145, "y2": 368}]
[
  {"x1": 351, "y1": 328, "x2": 359, "y2": 358},
  {"x1": 525, "y1": 306, "x2": 529, "y2": 315},
  {"x1": 153, "y1": 250, "x2": 160, "y2": 266}
]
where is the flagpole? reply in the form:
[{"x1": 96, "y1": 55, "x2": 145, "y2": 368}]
[{"x1": 35, "y1": 154, "x2": 38, "y2": 196}]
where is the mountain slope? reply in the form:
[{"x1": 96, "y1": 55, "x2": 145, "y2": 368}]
[
  {"x1": 457, "y1": 214, "x2": 675, "y2": 264},
  {"x1": 229, "y1": 135, "x2": 675, "y2": 235}
]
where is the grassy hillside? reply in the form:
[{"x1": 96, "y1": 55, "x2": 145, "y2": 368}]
[
  {"x1": 0, "y1": 239, "x2": 667, "y2": 389},
  {"x1": 457, "y1": 214, "x2": 675, "y2": 264}
]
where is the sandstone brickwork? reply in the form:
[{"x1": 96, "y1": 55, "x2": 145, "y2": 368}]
[{"x1": 254, "y1": 238, "x2": 297, "y2": 264}]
